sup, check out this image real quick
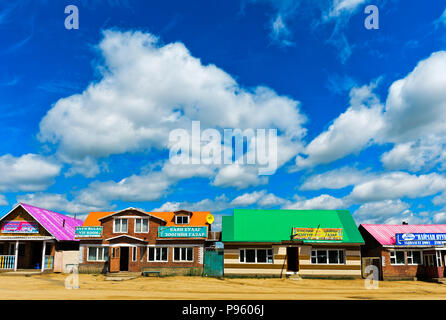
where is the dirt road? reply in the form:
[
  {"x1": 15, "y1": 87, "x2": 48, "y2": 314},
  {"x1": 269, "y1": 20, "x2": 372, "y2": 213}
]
[{"x1": 0, "y1": 274, "x2": 445, "y2": 300}]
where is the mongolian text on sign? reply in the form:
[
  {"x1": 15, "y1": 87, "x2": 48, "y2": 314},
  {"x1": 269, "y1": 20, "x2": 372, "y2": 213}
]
[
  {"x1": 158, "y1": 226, "x2": 208, "y2": 238},
  {"x1": 292, "y1": 227, "x2": 343, "y2": 240},
  {"x1": 396, "y1": 233, "x2": 446, "y2": 246},
  {"x1": 1, "y1": 221, "x2": 39, "y2": 233},
  {"x1": 75, "y1": 226, "x2": 103, "y2": 238}
]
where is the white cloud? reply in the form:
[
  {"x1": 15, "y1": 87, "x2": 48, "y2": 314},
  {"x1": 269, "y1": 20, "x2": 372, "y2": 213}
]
[
  {"x1": 433, "y1": 212, "x2": 446, "y2": 223},
  {"x1": 297, "y1": 83, "x2": 383, "y2": 168},
  {"x1": 0, "y1": 195, "x2": 8, "y2": 206},
  {"x1": 354, "y1": 199, "x2": 410, "y2": 219},
  {"x1": 300, "y1": 166, "x2": 373, "y2": 190},
  {"x1": 212, "y1": 165, "x2": 268, "y2": 189},
  {"x1": 231, "y1": 190, "x2": 286, "y2": 206},
  {"x1": 283, "y1": 194, "x2": 345, "y2": 210},
  {"x1": 433, "y1": 192, "x2": 446, "y2": 206},
  {"x1": 434, "y1": 7, "x2": 446, "y2": 28},
  {"x1": 17, "y1": 193, "x2": 110, "y2": 217},
  {"x1": 383, "y1": 212, "x2": 427, "y2": 225},
  {"x1": 326, "y1": 0, "x2": 367, "y2": 19},
  {"x1": 0, "y1": 154, "x2": 61, "y2": 192},
  {"x1": 39, "y1": 30, "x2": 306, "y2": 177},
  {"x1": 349, "y1": 172, "x2": 446, "y2": 202}
]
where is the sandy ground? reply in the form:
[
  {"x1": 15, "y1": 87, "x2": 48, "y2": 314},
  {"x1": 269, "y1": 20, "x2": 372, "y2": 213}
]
[{"x1": 0, "y1": 273, "x2": 446, "y2": 300}]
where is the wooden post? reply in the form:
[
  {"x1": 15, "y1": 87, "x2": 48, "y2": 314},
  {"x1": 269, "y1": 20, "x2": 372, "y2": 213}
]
[
  {"x1": 14, "y1": 241, "x2": 18, "y2": 271},
  {"x1": 41, "y1": 241, "x2": 46, "y2": 272}
]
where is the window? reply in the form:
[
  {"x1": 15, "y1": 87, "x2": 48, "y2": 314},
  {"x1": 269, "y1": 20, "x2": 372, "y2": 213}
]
[
  {"x1": 436, "y1": 251, "x2": 443, "y2": 267},
  {"x1": 424, "y1": 254, "x2": 435, "y2": 267},
  {"x1": 8, "y1": 243, "x2": 15, "y2": 255},
  {"x1": 132, "y1": 247, "x2": 137, "y2": 262},
  {"x1": 175, "y1": 215, "x2": 190, "y2": 225},
  {"x1": 390, "y1": 251, "x2": 405, "y2": 265},
  {"x1": 173, "y1": 247, "x2": 193, "y2": 262},
  {"x1": 111, "y1": 248, "x2": 117, "y2": 258},
  {"x1": 239, "y1": 249, "x2": 273, "y2": 263},
  {"x1": 148, "y1": 247, "x2": 168, "y2": 262},
  {"x1": 113, "y1": 218, "x2": 128, "y2": 233},
  {"x1": 139, "y1": 247, "x2": 146, "y2": 262},
  {"x1": 407, "y1": 251, "x2": 422, "y2": 265},
  {"x1": 134, "y1": 218, "x2": 149, "y2": 233},
  {"x1": 311, "y1": 250, "x2": 345, "y2": 264},
  {"x1": 87, "y1": 247, "x2": 109, "y2": 261}
]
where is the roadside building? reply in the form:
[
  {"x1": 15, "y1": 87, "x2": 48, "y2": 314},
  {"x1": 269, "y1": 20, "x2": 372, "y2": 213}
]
[
  {"x1": 77, "y1": 208, "x2": 220, "y2": 274},
  {"x1": 359, "y1": 224, "x2": 446, "y2": 280},
  {"x1": 0, "y1": 203, "x2": 82, "y2": 272},
  {"x1": 222, "y1": 209, "x2": 364, "y2": 278}
]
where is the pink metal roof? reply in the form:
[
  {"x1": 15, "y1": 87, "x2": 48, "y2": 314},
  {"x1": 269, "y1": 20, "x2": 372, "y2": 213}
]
[
  {"x1": 20, "y1": 203, "x2": 83, "y2": 241},
  {"x1": 361, "y1": 224, "x2": 446, "y2": 245}
]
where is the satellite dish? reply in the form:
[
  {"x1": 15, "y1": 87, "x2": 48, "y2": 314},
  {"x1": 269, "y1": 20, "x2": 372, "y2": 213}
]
[{"x1": 206, "y1": 214, "x2": 214, "y2": 224}]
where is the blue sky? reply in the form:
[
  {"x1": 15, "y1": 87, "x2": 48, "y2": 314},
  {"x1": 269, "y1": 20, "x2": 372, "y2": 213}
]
[{"x1": 1, "y1": 0, "x2": 446, "y2": 229}]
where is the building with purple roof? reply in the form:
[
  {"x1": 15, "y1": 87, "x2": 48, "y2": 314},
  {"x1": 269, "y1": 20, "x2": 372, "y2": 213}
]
[
  {"x1": 0, "y1": 203, "x2": 83, "y2": 272},
  {"x1": 359, "y1": 223, "x2": 446, "y2": 280}
]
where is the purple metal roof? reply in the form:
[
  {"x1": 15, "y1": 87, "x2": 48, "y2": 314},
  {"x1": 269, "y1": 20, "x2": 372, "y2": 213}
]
[
  {"x1": 20, "y1": 203, "x2": 83, "y2": 241},
  {"x1": 361, "y1": 224, "x2": 446, "y2": 245}
]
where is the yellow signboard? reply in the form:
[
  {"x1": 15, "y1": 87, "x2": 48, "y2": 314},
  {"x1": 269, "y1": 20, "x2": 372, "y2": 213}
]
[
  {"x1": 292, "y1": 227, "x2": 343, "y2": 240},
  {"x1": 206, "y1": 214, "x2": 214, "y2": 225}
]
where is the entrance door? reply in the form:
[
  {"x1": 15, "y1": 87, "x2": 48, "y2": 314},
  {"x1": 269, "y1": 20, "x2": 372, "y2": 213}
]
[
  {"x1": 286, "y1": 247, "x2": 299, "y2": 272},
  {"x1": 120, "y1": 247, "x2": 129, "y2": 271},
  {"x1": 30, "y1": 242, "x2": 42, "y2": 269},
  {"x1": 109, "y1": 247, "x2": 120, "y2": 272}
]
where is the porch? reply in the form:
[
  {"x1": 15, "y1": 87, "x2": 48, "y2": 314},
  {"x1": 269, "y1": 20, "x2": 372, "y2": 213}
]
[{"x1": 0, "y1": 239, "x2": 55, "y2": 272}]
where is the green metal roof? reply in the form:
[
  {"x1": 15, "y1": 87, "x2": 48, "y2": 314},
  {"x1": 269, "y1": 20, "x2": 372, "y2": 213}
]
[{"x1": 222, "y1": 209, "x2": 364, "y2": 244}]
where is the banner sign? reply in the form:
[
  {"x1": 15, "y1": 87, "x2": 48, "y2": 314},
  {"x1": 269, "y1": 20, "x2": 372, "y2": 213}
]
[
  {"x1": 75, "y1": 226, "x2": 103, "y2": 238},
  {"x1": 1, "y1": 221, "x2": 39, "y2": 234},
  {"x1": 292, "y1": 227, "x2": 343, "y2": 240},
  {"x1": 396, "y1": 233, "x2": 446, "y2": 246},
  {"x1": 158, "y1": 226, "x2": 208, "y2": 238}
]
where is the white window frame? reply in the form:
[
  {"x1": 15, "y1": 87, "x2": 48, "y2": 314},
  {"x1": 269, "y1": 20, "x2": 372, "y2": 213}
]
[
  {"x1": 113, "y1": 218, "x2": 128, "y2": 233},
  {"x1": 147, "y1": 246, "x2": 168, "y2": 262},
  {"x1": 134, "y1": 218, "x2": 149, "y2": 233},
  {"x1": 436, "y1": 251, "x2": 443, "y2": 267},
  {"x1": 310, "y1": 249, "x2": 345, "y2": 265},
  {"x1": 87, "y1": 246, "x2": 109, "y2": 262},
  {"x1": 175, "y1": 215, "x2": 190, "y2": 225},
  {"x1": 407, "y1": 250, "x2": 423, "y2": 265},
  {"x1": 173, "y1": 247, "x2": 194, "y2": 262},
  {"x1": 239, "y1": 248, "x2": 274, "y2": 264},
  {"x1": 390, "y1": 250, "x2": 406, "y2": 265},
  {"x1": 424, "y1": 254, "x2": 436, "y2": 267}
]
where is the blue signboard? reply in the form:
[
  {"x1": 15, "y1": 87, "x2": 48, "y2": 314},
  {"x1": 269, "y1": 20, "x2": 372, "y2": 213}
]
[
  {"x1": 396, "y1": 233, "x2": 446, "y2": 246},
  {"x1": 75, "y1": 226, "x2": 103, "y2": 238},
  {"x1": 1, "y1": 221, "x2": 39, "y2": 233},
  {"x1": 158, "y1": 226, "x2": 208, "y2": 238}
]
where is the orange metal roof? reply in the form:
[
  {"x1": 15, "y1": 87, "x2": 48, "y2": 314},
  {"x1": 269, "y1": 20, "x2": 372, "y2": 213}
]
[
  {"x1": 83, "y1": 212, "x2": 113, "y2": 226},
  {"x1": 82, "y1": 210, "x2": 210, "y2": 227}
]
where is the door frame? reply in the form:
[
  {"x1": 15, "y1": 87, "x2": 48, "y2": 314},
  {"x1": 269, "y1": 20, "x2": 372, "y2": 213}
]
[
  {"x1": 119, "y1": 247, "x2": 129, "y2": 271},
  {"x1": 286, "y1": 246, "x2": 299, "y2": 272}
]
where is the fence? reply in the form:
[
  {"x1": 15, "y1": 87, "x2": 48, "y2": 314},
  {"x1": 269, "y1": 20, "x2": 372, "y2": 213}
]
[
  {"x1": 0, "y1": 255, "x2": 15, "y2": 270},
  {"x1": 203, "y1": 249, "x2": 223, "y2": 277}
]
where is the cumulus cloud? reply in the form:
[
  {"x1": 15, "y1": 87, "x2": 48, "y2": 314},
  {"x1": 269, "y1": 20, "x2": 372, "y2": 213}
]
[
  {"x1": 17, "y1": 193, "x2": 109, "y2": 217},
  {"x1": 433, "y1": 212, "x2": 446, "y2": 223},
  {"x1": 298, "y1": 51, "x2": 446, "y2": 171},
  {"x1": 354, "y1": 199, "x2": 410, "y2": 220},
  {"x1": 300, "y1": 166, "x2": 373, "y2": 190},
  {"x1": 283, "y1": 194, "x2": 346, "y2": 210},
  {"x1": 231, "y1": 190, "x2": 286, "y2": 206},
  {"x1": 297, "y1": 82, "x2": 383, "y2": 168},
  {"x1": 38, "y1": 29, "x2": 306, "y2": 190},
  {"x1": 349, "y1": 172, "x2": 446, "y2": 202},
  {"x1": 0, "y1": 154, "x2": 61, "y2": 192},
  {"x1": 0, "y1": 195, "x2": 8, "y2": 206}
]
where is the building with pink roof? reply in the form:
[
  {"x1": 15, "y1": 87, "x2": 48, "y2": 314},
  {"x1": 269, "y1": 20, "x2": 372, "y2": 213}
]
[
  {"x1": 359, "y1": 223, "x2": 446, "y2": 280},
  {"x1": 0, "y1": 203, "x2": 83, "y2": 272}
]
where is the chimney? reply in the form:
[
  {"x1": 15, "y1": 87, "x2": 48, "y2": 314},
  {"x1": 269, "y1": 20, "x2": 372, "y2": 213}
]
[
  {"x1": 74, "y1": 213, "x2": 77, "y2": 220},
  {"x1": 402, "y1": 221, "x2": 408, "y2": 225},
  {"x1": 63, "y1": 219, "x2": 65, "y2": 228}
]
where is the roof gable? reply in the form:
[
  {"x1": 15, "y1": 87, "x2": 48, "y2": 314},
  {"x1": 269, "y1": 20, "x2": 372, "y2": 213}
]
[{"x1": 223, "y1": 209, "x2": 364, "y2": 243}]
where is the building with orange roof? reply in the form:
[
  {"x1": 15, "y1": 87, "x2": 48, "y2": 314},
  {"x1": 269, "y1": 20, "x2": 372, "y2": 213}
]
[{"x1": 76, "y1": 207, "x2": 220, "y2": 274}]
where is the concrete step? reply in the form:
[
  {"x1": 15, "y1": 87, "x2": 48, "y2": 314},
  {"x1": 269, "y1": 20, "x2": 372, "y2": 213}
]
[{"x1": 105, "y1": 272, "x2": 140, "y2": 281}]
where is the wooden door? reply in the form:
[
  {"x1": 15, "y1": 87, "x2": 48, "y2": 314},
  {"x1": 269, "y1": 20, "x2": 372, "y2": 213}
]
[{"x1": 109, "y1": 247, "x2": 120, "y2": 272}]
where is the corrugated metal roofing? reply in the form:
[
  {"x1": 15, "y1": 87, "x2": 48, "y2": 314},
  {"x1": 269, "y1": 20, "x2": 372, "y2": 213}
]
[
  {"x1": 222, "y1": 209, "x2": 364, "y2": 243},
  {"x1": 20, "y1": 203, "x2": 83, "y2": 241},
  {"x1": 360, "y1": 224, "x2": 446, "y2": 245}
]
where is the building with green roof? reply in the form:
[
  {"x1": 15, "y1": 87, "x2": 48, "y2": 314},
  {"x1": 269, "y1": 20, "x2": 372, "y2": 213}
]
[{"x1": 222, "y1": 209, "x2": 364, "y2": 278}]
